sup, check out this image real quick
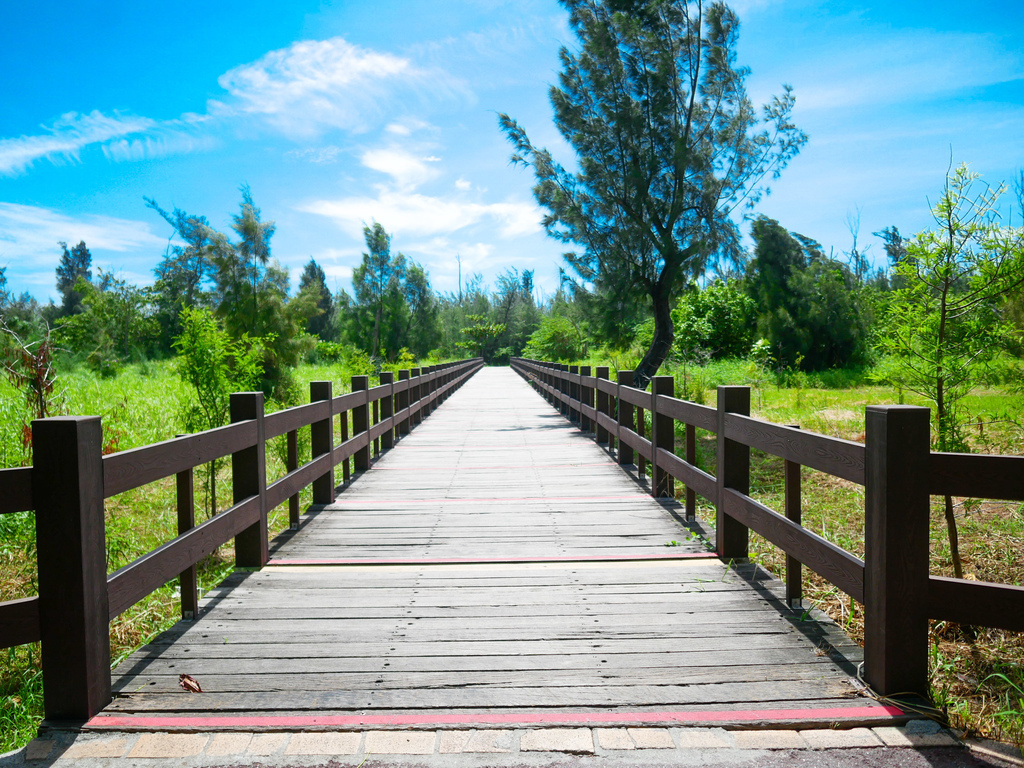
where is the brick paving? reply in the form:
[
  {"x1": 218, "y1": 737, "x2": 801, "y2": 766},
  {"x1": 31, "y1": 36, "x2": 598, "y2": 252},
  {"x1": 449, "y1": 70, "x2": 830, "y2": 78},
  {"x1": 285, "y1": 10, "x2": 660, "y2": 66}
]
[{"x1": 5, "y1": 721, "x2": 1005, "y2": 767}]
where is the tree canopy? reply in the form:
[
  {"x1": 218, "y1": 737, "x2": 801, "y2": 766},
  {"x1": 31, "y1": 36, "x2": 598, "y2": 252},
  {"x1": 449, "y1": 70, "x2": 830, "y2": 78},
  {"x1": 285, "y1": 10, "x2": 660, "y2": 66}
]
[{"x1": 500, "y1": 0, "x2": 805, "y2": 385}]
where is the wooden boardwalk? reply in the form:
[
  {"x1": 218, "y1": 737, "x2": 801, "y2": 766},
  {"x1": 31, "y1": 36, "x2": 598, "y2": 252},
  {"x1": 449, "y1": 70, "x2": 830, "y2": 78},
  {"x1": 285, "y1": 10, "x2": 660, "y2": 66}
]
[{"x1": 92, "y1": 368, "x2": 901, "y2": 730}]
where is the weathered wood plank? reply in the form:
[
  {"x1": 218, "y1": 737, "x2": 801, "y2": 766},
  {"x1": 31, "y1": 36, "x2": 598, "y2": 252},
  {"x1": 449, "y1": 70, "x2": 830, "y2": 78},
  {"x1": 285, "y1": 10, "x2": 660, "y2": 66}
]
[{"x1": 105, "y1": 367, "x2": 874, "y2": 728}]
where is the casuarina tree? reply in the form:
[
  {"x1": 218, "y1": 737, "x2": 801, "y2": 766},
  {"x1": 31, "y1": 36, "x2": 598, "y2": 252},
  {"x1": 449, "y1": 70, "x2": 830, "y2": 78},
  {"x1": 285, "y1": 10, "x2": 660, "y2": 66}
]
[{"x1": 500, "y1": 0, "x2": 805, "y2": 386}]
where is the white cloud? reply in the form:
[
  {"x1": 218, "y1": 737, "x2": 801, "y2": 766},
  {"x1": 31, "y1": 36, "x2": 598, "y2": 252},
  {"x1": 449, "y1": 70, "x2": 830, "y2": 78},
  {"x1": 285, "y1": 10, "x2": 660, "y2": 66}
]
[
  {"x1": 214, "y1": 37, "x2": 465, "y2": 138},
  {"x1": 0, "y1": 111, "x2": 157, "y2": 175},
  {"x1": 299, "y1": 190, "x2": 542, "y2": 240},
  {"x1": 455, "y1": 178, "x2": 472, "y2": 191},
  {"x1": 385, "y1": 118, "x2": 433, "y2": 136},
  {"x1": 0, "y1": 203, "x2": 165, "y2": 290},
  {"x1": 361, "y1": 147, "x2": 442, "y2": 189},
  {"x1": 285, "y1": 145, "x2": 343, "y2": 163}
]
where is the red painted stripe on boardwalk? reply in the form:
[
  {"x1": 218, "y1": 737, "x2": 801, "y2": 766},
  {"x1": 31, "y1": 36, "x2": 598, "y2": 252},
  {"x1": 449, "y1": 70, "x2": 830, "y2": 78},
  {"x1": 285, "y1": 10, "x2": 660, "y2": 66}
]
[
  {"x1": 373, "y1": 462, "x2": 611, "y2": 471},
  {"x1": 87, "y1": 705, "x2": 904, "y2": 730},
  {"x1": 330, "y1": 495, "x2": 645, "y2": 505},
  {"x1": 268, "y1": 553, "x2": 720, "y2": 566}
]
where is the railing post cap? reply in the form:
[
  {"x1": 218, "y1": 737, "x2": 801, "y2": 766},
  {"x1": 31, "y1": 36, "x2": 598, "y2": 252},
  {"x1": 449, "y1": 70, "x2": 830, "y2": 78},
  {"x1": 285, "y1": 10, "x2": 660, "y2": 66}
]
[
  {"x1": 866, "y1": 404, "x2": 930, "y2": 415},
  {"x1": 32, "y1": 415, "x2": 101, "y2": 425}
]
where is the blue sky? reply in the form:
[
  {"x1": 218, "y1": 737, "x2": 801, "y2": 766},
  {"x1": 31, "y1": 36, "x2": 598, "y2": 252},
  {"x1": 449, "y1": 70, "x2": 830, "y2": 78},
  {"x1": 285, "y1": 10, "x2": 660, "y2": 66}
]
[{"x1": 1, "y1": 0, "x2": 1022, "y2": 303}]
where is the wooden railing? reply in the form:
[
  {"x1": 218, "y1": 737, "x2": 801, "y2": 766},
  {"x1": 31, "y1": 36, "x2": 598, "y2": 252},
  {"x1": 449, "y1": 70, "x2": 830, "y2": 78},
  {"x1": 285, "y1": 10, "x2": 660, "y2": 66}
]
[
  {"x1": 0, "y1": 358, "x2": 483, "y2": 720},
  {"x1": 511, "y1": 357, "x2": 1024, "y2": 701}
]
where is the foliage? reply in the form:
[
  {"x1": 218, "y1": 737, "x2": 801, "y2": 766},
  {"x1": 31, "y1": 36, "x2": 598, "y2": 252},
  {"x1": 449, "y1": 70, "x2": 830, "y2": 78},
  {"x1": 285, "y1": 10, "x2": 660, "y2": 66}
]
[
  {"x1": 207, "y1": 186, "x2": 317, "y2": 398},
  {"x1": 672, "y1": 280, "x2": 755, "y2": 361},
  {"x1": 55, "y1": 241, "x2": 92, "y2": 317},
  {"x1": 146, "y1": 198, "x2": 215, "y2": 352},
  {"x1": 878, "y1": 163, "x2": 1024, "y2": 578},
  {"x1": 459, "y1": 314, "x2": 506, "y2": 359},
  {"x1": 524, "y1": 315, "x2": 587, "y2": 361},
  {"x1": 747, "y1": 216, "x2": 870, "y2": 370},
  {"x1": 172, "y1": 306, "x2": 265, "y2": 518},
  {"x1": 350, "y1": 222, "x2": 440, "y2": 360},
  {"x1": 56, "y1": 271, "x2": 158, "y2": 375},
  {"x1": 879, "y1": 165, "x2": 1024, "y2": 449},
  {"x1": 500, "y1": 0, "x2": 805, "y2": 385},
  {"x1": 298, "y1": 258, "x2": 334, "y2": 341}
]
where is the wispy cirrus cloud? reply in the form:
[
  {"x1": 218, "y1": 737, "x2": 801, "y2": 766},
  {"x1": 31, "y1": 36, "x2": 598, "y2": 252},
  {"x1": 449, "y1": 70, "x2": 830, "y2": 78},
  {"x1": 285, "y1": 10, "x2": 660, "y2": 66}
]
[
  {"x1": 0, "y1": 111, "x2": 156, "y2": 176},
  {"x1": 0, "y1": 36, "x2": 466, "y2": 176},
  {"x1": 212, "y1": 37, "x2": 466, "y2": 138}
]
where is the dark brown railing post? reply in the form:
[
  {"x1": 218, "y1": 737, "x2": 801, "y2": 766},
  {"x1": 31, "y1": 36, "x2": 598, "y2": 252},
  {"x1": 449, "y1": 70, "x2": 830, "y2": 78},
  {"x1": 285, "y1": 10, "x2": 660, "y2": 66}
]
[
  {"x1": 380, "y1": 371, "x2": 395, "y2": 450},
  {"x1": 410, "y1": 368, "x2": 422, "y2": 428},
  {"x1": 651, "y1": 375, "x2": 674, "y2": 498},
  {"x1": 864, "y1": 405, "x2": 931, "y2": 698},
  {"x1": 398, "y1": 369, "x2": 411, "y2": 437},
  {"x1": 559, "y1": 364, "x2": 570, "y2": 417},
  {"x1": 617, "y1": 370, "x2": 634, "y2": 466},
  {"x1": 372, "y1": 387, "x2": 381, "y2": 458},
  {"x1": 352, "y1": 375, "x2": 370, "y2": 472},
  {"x1": 579, "y1": 366, "x2": 592, "y2": 433},
  {"x1": 33, "y1": 416, "x2": 110, "y2": 720},
  {"x1": 286, "y1": 428, "x2": 300, "y2": 529},
  {"x1": 231, "y1": 392, "x2": 267, "y2": 569},
  {"x1": 785, "y1": 425, "x2": 802, "y2": 608},
  {"x1": 423, "y1": 365, "x2": 434, "y2": 418},
  {"x1": 339, "y1": 402, "x2": 351, "y2": 485},
  {"x1": 176, "y1": 436, "x2": 199, "y2": 616},
  {"x1": 716, "y1": 385, "x2": 750, "y2": 561},
  {"x1": 685, "y1": 422, "x2": 696, "y2": 521},
  {"x1": 595, "y1": 367, "x2": 610, "y2": 444},
  {"x1": 310, "y1": 381, "x2": 335, "y2": 505},
  {"x1": 569, "y1": 365, "x2": 580, "y2": 424}
]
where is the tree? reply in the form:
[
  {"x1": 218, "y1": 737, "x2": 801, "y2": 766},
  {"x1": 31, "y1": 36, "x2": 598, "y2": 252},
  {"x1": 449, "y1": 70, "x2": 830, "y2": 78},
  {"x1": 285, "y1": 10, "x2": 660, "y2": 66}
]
[
  {"x1": 500, "y1": 0, "x2": 805, "y2": 386},
  {"x1": 879, "y1": 163, "x2": 1024, "y2": 578},
  {"x1": 207, "y1": 187, "x2": 314, "y2": 398},
  {"x1": 747, "y1": 216, "x2": 868, "y2": 370},
  {"x1": 352, "y1": 222, "x2": 407, "y2": 359},
  {"x1": 173, "y1": 307, "x2": 265, "y2": 519},
  {"x1": 298, "y1": 258, "x2": 334, "y2": 340},
  {"x1": 57, "y1": 270, "x2": 158, "y2": 374},
  {"x1": 55, "y1": 240, "x2": 93, "y2": 316},
  {"x1": 146, "y1": 198, "x2": 215, "y2": 351}
]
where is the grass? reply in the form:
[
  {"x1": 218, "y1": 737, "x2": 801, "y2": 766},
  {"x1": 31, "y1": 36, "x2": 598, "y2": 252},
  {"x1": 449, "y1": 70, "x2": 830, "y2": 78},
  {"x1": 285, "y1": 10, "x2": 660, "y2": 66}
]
[{"x1": 0, "y1": 357, "x2": 397, "y2": 752}]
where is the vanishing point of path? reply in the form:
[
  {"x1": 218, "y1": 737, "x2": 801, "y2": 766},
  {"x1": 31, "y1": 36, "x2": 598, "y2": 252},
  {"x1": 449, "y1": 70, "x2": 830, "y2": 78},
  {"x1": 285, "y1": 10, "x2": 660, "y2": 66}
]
[{"x1": 91, "y1": 367, "x2": 896, "y2": 730}]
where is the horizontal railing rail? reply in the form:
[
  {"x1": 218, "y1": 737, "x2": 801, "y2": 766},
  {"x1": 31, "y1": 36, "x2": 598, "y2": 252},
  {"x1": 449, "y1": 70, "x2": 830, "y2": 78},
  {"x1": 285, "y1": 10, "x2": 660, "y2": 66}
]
[
  {"x1": 511, "y1": 356, "x2": 1024, "y2": 701},
  {"x1": 0, "y1": 357, "x2": 483, "y2": 721}
]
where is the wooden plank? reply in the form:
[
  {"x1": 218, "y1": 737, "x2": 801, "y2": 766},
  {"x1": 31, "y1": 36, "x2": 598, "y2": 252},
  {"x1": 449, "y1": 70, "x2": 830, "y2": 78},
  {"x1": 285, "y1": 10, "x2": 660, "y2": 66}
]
[
  {"x1": 723, "y1": 413, "x2": 865, "y2": 485},
  {"x1": 929, "y1": 452, "x2": 1024, "y2": 501},
  {"x1": 0, "y1": 466, "x2": 33, "y2": 515},
  {"x1": 263, "y1": 400, "x2": 328, "y2": 440},
  {"x1": 103, "y1": 421, "x2": 257, "y2": 497},
  {"x1": 722, "y1": 489, "x2": 865, "y2": 603},
  {"x1": 0, "y1": 596, "x2": 40, "y2": 648},
  {"x1": 618, "y1": 427, "x2": 652, "y2": 461},
  {"x1": 105, "y1": 366, "x2": 869, "y2": 728},
  {"x1": 654, "y1": 394, "x2": 716, "y2": 432},
  {"x1": 928, "y1": 575, "x2": 1024, "y2": 631},
  {"x1": 265, "y1": 453, "x2": 332, "y2": 511},
  {"x1": 107, "y1": 496, "x2": 261, "y2": 619},
  {"x1": 656, "y1": 448, "x2": 716, "y2": 502}
]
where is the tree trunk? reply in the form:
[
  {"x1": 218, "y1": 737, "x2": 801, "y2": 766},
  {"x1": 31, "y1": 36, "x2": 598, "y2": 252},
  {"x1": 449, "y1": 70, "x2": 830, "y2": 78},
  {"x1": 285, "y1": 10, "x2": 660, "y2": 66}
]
[{"x1": 633, "y1": 288, "x2": 674, "y2": 389}]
